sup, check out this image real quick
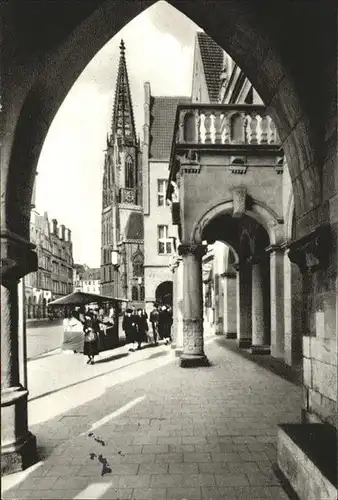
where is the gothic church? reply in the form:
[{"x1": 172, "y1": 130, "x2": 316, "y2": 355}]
[{"x1": 100, "y1": 41, "x2": 144, "y2": 304}]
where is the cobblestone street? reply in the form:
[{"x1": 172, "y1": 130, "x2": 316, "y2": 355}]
[{"x1": 2, "y1": 337, "x2": 302, "y2": 499}]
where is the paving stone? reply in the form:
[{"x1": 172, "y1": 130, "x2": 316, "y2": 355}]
[
  {"x1": 142, "y1": 444, "x2": 168, "y2": 454},
  {"x1": 18, "y1": 476, "x2": 58, "y2": 490},
  {"x1": 184, "y1": 452, "x2": 211, "y2": 462},
  {"x1": 157, "y1": 436, "x2": 182, "y2": 445},
  {"x1": 138, "y1": 463, "x2": 168, "y2": 474},
  {"x1": 215, "y1": 472, "x2": 250, "y2": 487},
  {"x1": 198, "y1": 462, "x2": 228, "y2": 474},
  {"x1": 132, "y1": 487, "x2": 166, "y2": 499},
  {"x1": 201, "y1": 486, "x2": 238, "y2": 500},
  {"x1": 96, "y1": 487, "x2": 134, "y2": 500},
  {"x1": 43, "y1": 464, "x2": 81, "y2": 476},
  {"x1": 182, "y1": 473, "x2": 216, "y2": 487},
  {"x1": 166, "y1": 486, "x2": 202, "y2": 499},
  {"x1": 117, "y1": 474, "x2": 151, "y2": 488},
  {"x1": 155, "y1": 452, "x2": 183, "y2": 463},
  {"x1": 150, "y1": 473, "x2": 183, "y2": 487}
]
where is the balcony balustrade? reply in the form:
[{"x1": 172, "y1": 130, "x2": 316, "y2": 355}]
[{"x1": 175, "y1": 104, "x2": 279, "y2": 146}]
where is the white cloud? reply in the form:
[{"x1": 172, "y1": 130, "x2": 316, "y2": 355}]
[{"x1": 36, "y1": 2, "x2": 200, "y2": 267}]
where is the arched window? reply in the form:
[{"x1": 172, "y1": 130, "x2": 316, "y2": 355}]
[
  {"x1": 139, "y1": 285, "x2": 145, "y2": 301},
  {"x1": 132, "y1": 286, "x2": 138, "y2": 301},
  {"x1": 125, "y1": 155, "x2": 134, "y2": 188}
]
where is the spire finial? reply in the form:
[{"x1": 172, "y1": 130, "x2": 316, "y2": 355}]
[{"x1": 120, "y1": 39, "x2": 125, "y2": 55}]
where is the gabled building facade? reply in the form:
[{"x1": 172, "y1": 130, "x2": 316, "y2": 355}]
[
  {"x1": 100, "y1": 40, "x2": 144, "y2": 304},
  {"x1": 142, "y1": 83, "x2": 190, "y2": 314}
]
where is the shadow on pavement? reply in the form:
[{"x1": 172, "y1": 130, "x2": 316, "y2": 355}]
[
  {"x1": 94, "y1": 352, "x2": 129, "y2": 364},
  {"x1": 28, "y1": 349, "x2": 171, "y2": 403},
  {"x1": 216, "y1": 337, "x2": 302, "y2": 386}
]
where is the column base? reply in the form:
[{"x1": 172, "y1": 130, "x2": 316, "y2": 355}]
[
  {"x1": 251, "y1": 344, "x2": 271, "y2": 355},
  {"x1": 1, "y1": 431, "x2": 37, "y2": 475},
  {"x1": 180, "y1": 353, "x2": 209, "y2": 368},
  {"x1": 237, "y1": 338, "x2": 252, "y2": 348}
]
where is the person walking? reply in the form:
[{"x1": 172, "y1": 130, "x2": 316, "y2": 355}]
[
  {"x1": 149, "y1": 304, "x2": 159, "y2": 345},
  {"x1": 83, "y1": 310, "x2": 100, "y2": 364},
  {"x1": 136, "y1": 309, "x2": 149, "y2": 349},
  {"x1": 122, "y1": 308, "x2": 138, "y2": 351},
  {"x1": 159, "y1": 305, "x2": 172, "y2": 345}
]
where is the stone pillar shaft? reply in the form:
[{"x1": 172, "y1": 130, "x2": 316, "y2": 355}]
[
  {"x1": 252, "y1": 263, "x2": 265, "y2": 346},
  {"x1": 269, "y1": 247, "x2": 285, "y2": 358},
  {"x1": 1, "y1": 281, "x2": 20, "y2": 389},
  {"x1": 1, "y1": 237, "x2": 38, "y2": 475},
  {"x1": 222, "y1": 273, "x2": 237, "y2": 338},
  {"x1": 178, "y1": 244, "x2": 208, "y2": 367},
  {"x1": 236, "y1": 263, "x2": 252, "y2": 348}
]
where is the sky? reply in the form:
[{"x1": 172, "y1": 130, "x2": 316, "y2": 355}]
[{"x1": 35, "y1": 1, "x2": 200, "y2": 267}]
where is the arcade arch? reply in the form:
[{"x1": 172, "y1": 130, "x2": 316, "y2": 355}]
[{"x1": 1, "y1": 1, "x2": 336, "y2": 486}]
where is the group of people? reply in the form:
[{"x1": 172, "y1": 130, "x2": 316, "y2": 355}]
[
  {"x1": 122, "y1": 304, "x2": 173, "y2": 351},
  {"x1": 63, "y1": 302, "x2": 174, "y2": 365}
]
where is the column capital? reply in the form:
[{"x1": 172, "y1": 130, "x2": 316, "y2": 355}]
[
  {"x1": 1, "y1": 230, "x2": 38, "y2": 284},
  {"x1": 287, "y1": 225, "x2": 331, "y2": 273},
  {"x1": 178, "y1": 243, "x2": 207, "y2": 258}
]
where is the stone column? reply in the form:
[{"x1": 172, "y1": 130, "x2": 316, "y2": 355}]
[
  {"x1": 178, "y1": 243, "x2": 208, "y2": 367},
  {"x1": 283, "y1": 247, "x2": 302, "y2": 366},
  {"x1": 251, "y1": 259, "x2": 270, "y2": 354},
  {"x1": 268, "y1": 245, "x2": 285, "y2": 358},
  {"x1": 1, "y1": 237, "x2": 38, "y2": 475},
  {"x1": 221, "y1": 272, "x2": 237, "y2": 338},
  {"x1": 235, "y1": 261, "x2": 252, "y2": 348},
  {"x1": 170, "y1": 256, "x2": 183, "y2": 356}
]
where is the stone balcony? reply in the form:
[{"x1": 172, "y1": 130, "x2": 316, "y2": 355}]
[
  {"x1": 174, "y1": 103, "x2": 280, "y2": 148},
  {"x1": 167, "y1": 104, "x2": 283, "y2": 202}
]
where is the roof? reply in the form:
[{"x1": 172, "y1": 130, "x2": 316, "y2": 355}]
[
  {"x1": 125, "y1": 212, "x2": 144, "y2": 240},
  {"x1": 197, "y1": 32, "x2": 224, "y2": 102},
  {"x1": 80, "y1": 268, "x2": 101, "y2": 281},
  {"x1": 149, "y1": 96, "x2": 191, "y2": 160}
]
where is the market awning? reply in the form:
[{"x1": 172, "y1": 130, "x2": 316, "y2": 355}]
[{"x1": 48, "y1": 291, "x2": 126, "y2": 307}]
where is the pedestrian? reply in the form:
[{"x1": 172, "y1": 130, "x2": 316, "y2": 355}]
[
  {"x1": 136, "y1": 308, "x2": 149, "y2": 349},
  {"x1": 122, "y1": 308, "x2": 138, "y2": 351},
  {"x1": 83, "y1": 310, "x2": 100, "y2": 364},
  {"x1": 158, "y1": 305, "x2": 172, "y2": 345},
  {"x1": 149, "y1": 304, "x2": 159, "y2": 345}
]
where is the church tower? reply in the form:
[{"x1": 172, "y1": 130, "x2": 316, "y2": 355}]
[{"x1": 101, "y1": 40, "x2": 144, "y2": 304}]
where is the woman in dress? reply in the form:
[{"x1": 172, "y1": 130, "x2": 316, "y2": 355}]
[{"x1": 83, "y1": 311, "x2": 100, "y2": 364}]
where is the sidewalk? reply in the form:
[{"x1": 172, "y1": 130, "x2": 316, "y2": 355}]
[{"x1": 2, "y1": 337, "x2": 302, "y2": 500}]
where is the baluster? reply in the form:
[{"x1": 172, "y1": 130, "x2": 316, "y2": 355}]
[
  {"x1": 269, "y1": 116, "x2": 276, "y2": 144},
  {"x1": 222, "y1": 115, "x2": 230, "y2": 143},
  {"x1": 249, "y1": 113, "x2": 258, "y2": 144},
  {"x1": 244, "y1": 115, "x2": 251, "y2": 143},
  {"x1": 260, "y1": 114, "x2": 268, "y2": 144},
  {"x1": 214, "y1": 110, "x2": 222, "y2": 144},
  {"x1": 204, "y1": 110, "x2": 212, "y2": 144},
  {"x1": 200, "y1": 113, "x2": 206, "y2": 143},
  {"x1": 195, "y1": 109, "x2": 200, "y2": 144}
]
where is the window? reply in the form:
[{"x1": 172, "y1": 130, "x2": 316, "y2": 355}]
[
  {"x1": 158, "y1": 225, "x2": 172, "y2": 254},
  {"x1": 132, "y1": 286, "x2": 138, "y2": 301},
  {"x1": 125, "y1": 156, "x2": 134, "y2": 188},
  {"x1": 157, "y1": 180, "x2": 169, "y2": 206}
]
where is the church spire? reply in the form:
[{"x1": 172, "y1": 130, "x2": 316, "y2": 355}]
[{"x1": 111, "y1": 40, "x2": 136, "y2": 143}]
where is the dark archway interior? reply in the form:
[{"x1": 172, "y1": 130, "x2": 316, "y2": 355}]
[{"x1": 155, "y1": 281, "x2": 173, "y2": 307}]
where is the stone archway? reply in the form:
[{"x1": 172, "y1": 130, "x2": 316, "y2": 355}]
[
  {"x1": 155, "y1": 281, "x2": 173, "y2": 307},
  {"x1": 1, "y1": 0, "x2": 337, "y2": 479}
]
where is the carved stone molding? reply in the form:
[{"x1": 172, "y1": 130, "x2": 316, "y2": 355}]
[
  {"x1": 178, "y1": 243, "x2": 207, "y2": 258},
  {"x1": 1, "y1": 231, "x2": 38, "y2": 283},
  {"x1": 232, "y1": 187, "x2": 247, "y2": 217},
  {"x1": 183, "y1": 318, "x2": 203, "y2": 355},
  {"x1": 287, "y1": 225, "x2": 331, "y2": 273}
]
